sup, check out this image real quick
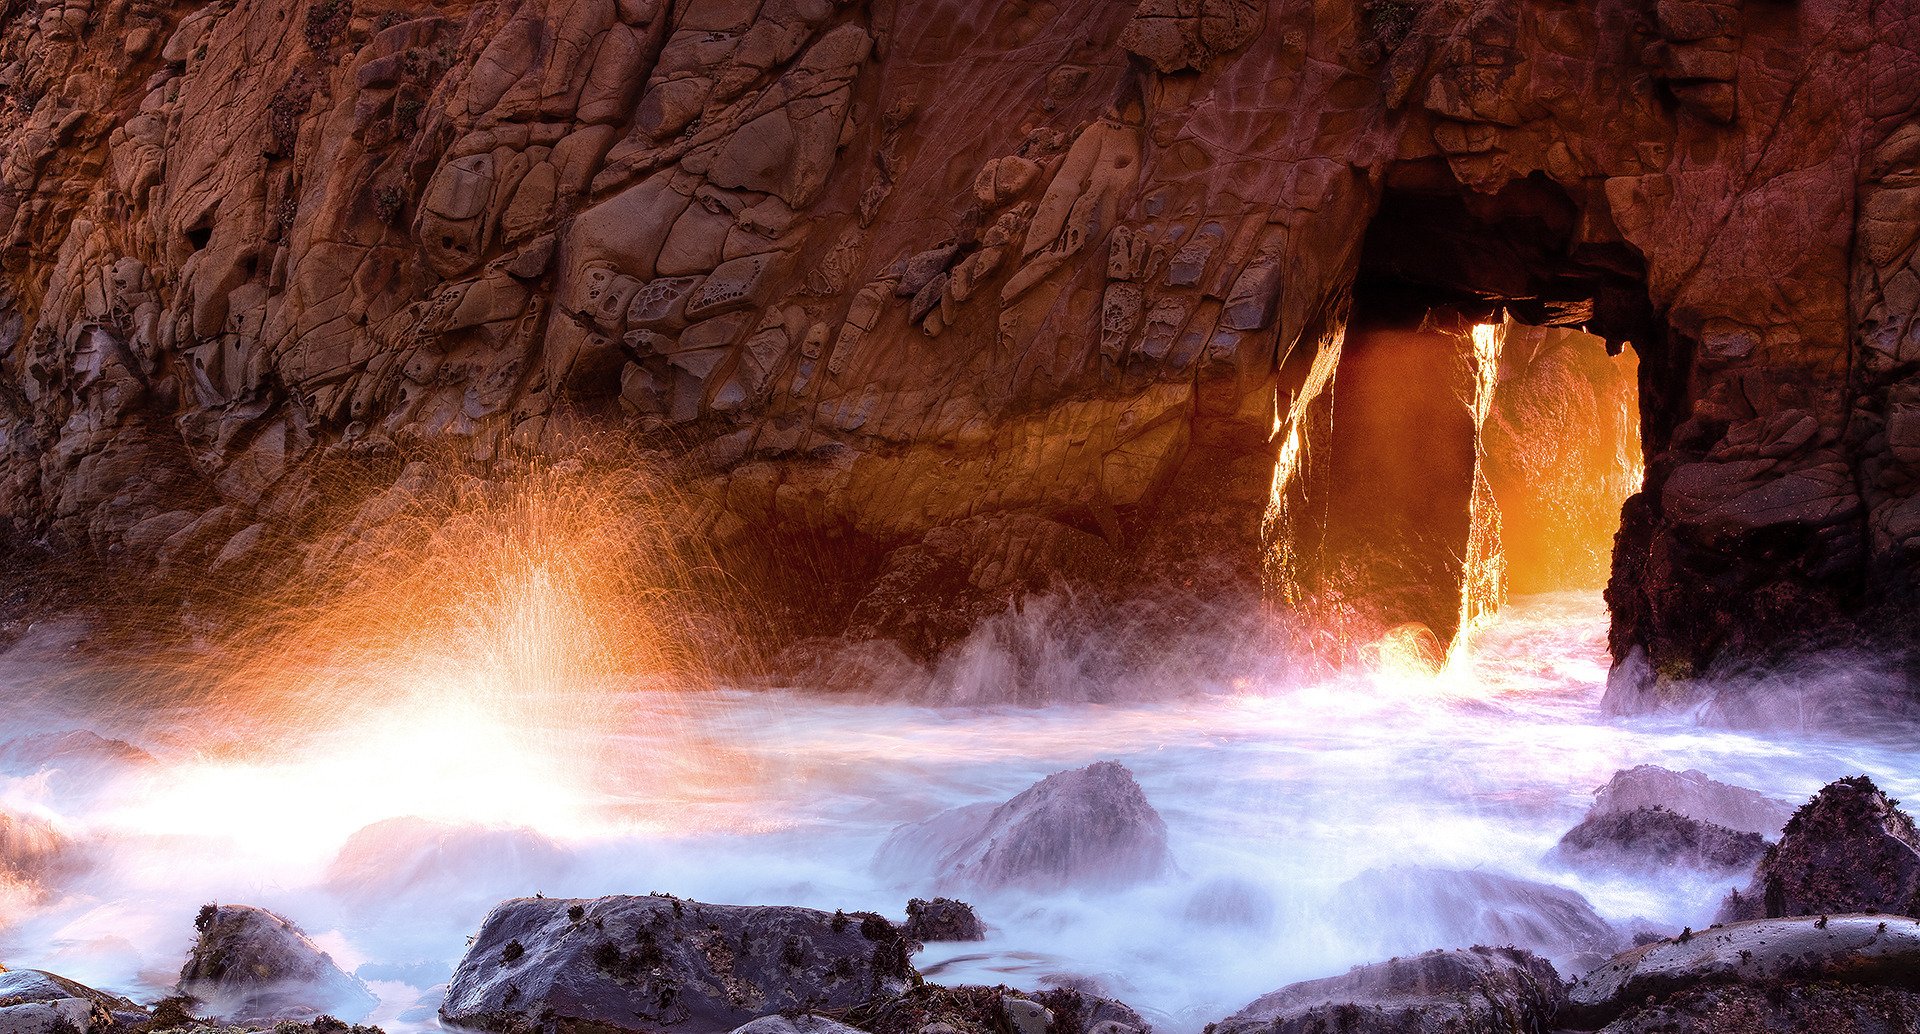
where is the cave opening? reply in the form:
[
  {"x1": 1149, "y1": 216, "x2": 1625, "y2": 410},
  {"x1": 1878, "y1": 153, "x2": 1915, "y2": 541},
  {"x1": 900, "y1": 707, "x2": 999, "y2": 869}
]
[{"x1": 1267, "y1": 171, "x2": 1656, "y2": 671}]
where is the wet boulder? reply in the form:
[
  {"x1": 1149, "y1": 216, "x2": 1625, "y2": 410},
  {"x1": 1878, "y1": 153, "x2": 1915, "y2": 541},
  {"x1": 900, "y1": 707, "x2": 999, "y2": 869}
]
[
  {"x1": 440, "y1": 895, "x2": 915, "y2": 1034},
  {"x1": 1211, "y1": 946, "x2": 1565, "y2": 1034},
  {"x1": 1719, "y1": 776, "x2": 1920, "y2": 921},
  {"x1": 0, "y1": 969, "x2": 146, "y2": 1034},
  {"x1": 177, "y1": 904, "x2": 378, "y2": 1024},
  {"x1": 1551, "y1": 806, "x2": 1769, "y2": 876},
  {"x1": 903, "y1": 898, "x2": 984, "y2": 942},
  {"x1": 1568, "y1": 914, "x2": 1920, "y2": 1027},
  {"x1": 875, "y1": 762, "x2": 1173, "y2": 891},
  {"x1": 1340, "y1": 866, "x2": 1621, "y2": 974},
  {"x1": 1591, "y1": 765, "x2": 1795, "y2": 837}
]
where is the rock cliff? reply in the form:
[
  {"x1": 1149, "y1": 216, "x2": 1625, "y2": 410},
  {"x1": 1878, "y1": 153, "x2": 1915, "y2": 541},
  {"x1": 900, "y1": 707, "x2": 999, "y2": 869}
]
[{"x1": 0, "y1": 0, "x2": 1915, "y2": 681}]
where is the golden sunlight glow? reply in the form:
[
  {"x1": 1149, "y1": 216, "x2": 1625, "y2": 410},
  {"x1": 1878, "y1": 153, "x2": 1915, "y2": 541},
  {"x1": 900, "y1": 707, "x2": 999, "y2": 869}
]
[
  {"x1": 1444, "y1": 321, "x2": 1508, "y2": 672},
  {"x1": 1262, "y1": 328, "x2": 1346, "y2": 608},
  {"x1": 110, "y1": 449, "x2": 755, "y2": 849}
]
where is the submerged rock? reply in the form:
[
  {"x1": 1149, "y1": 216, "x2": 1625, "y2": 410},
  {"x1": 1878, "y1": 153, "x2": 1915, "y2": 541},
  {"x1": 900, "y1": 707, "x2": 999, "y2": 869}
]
[
  {"x1": 1552, "y1": 806, "x2": 1769, "y2": 876},
  {"x1": 1568, "y1": 914, "x2": 1920, "y2": 1027},
  {"x1": 0, "y1": 969, "x2": 145, "y2": 1034},
  {"x1": 875, "y1": 762, "x2": 1173, "y2": 891},
  {"x1": 324, "y1": 817, "x2": 571, "y2": 907},
  {"x1": 1719, "y1": 776, "x2": 1920, "y2": 921},
  {"x1": 1183, "y1": 876, "x2": 1277, "y2": 931},
  {"x1": 440, "y1": 895, "x2": 915, "y2": 1034},
  {"x1": 1211, "y1": 946, "x2": 1565, "y2": 1034},
  {"x1": 903, "y1": 898, "x2": 985, "y2": 942},
  {"x1": 177, "y1": 904, "x2": 377, "y2": 1024},
  {"x1": 1340, "y1": 866, "x2": 1621, "y2": 973},
  {"x1": 1591, "y1": 766, "x2": 1796, "y2": 837}
]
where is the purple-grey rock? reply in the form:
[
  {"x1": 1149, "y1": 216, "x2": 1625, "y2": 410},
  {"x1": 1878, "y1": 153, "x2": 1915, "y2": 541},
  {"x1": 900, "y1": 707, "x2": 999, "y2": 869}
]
[
  {"x1": 1591, "y1": 766, "x2": 1795, "y2": 837},
  {"x1": 1719, "y1": 776, "x2": 1920, "y2": 922},
  {"x1": 903, "y1": 898, "x2": 984, "y2": 942},
  {"x1": 1340, "y1": 866, "x2": 1621, "y2": 974},
  {"x1": 875, "y1": 761, "x2": 1173, "y2": 891},
  {"x1": 1552, "y1": 806, "x2": 1769, "y2": 876},
  {"x1": 1211, "y1": 946, "x2": 1565, "y2": 1034},
  {"x1": 1568, "y1": 914, "x2": 1920, "y2": 1027},
  {"x1": 177, "y1": 904, "x2": 377, "y2": 1024},
  {"x1": 440, "y1": 895, "x2": 915, "y2": 1034}
]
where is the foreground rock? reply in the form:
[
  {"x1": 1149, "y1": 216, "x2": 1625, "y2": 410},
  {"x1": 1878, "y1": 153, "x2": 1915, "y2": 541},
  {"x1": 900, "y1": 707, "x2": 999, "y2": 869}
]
[
  {"x1": 1551, "y1": 806, "x2": 1769, "y2": 876},
  {"x1": 903, "y1": 898, "x2": 985, "y2": 942},
  {"x1": 876, "y1": 762, "x2": 1173, "y2": 891},
  {"x1": 0, "y1": 970, "x2": 145, "y2": 1034},
  {"x1": 1720, "y1": 776, "x2": 1920, "y2": 921},
  {"x1": 1596, "y1": 982, "x2": 1920, "y2": 1033},
  {"x1": 1211, "y1": 947, "x2": 1564, "y2": 1034},
  {"x1": 1590, "y1": 767, "x2": 1795, "y2": 837},
  {"x1": 177, "y1": 904, "x2": 377, "y2": 1024},
  {"x1": 843, "y1": 984, "x2": 1146, "y2": 1034},
  {"x1": 1340, "y1": 867, "x2": 1620, "y2": 973},
  {"x1": 1568, "y1": 914, "x2": 1920, "y2": 1027},
  {"x1": 441, "y1": 895, "x2": 915, "y2": 1034}
]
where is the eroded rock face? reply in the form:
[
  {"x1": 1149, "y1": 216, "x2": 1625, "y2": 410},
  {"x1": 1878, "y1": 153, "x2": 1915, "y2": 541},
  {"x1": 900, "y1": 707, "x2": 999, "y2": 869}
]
[
  {"x1": 0, "y1": 0, "x2": 1915, "y2": 676},
  {"x1": 1211, "y1": 946, "x2": 1565, "y2": 1034},
  {"x1": 440, "y1": 895, "x2": 915, "y2": 1034},
  {"x1": 1720, "y1": 776, "x2": 1920, "y2": 921},
  {"x1": 1551, "y1": 806, "x2": 1769, "y2": 876},
  {"x1": 875, "y1": 761, "x2": 1173, "y2": 891},
  {"x1": 177, "y1": 904, "x2": 378, "y2": 1024}
]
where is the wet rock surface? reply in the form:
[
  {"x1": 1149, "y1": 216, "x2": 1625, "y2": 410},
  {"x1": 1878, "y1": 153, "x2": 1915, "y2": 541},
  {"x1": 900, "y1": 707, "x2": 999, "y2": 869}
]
[
  {"x1": 1720, "y1": 776, "x2": 1920, "y2": 921},
  {"x1": 1210, "y1": 946, "x2": 1565, "y2": 1034},
  {"x1": 1339, "y1": 866, "x2": 1621, "y2": 974},
  {"x1": 1552, "y1": 806, "x2": 1769, "y2": 876},
  {"x1": 0, "y1": 970, "x2": 144, "y2": 1034},
  {"x1": 177, "y1": 904, "x2": 378, "y2": 1025},
  {"x1": 1593, "y1": 982, "x2": 1920, "y2": 1034},
  {"x1": 876, "y1": 762, "x2": 1173, "y2": 891},
  {"x1": 1568, "y1": 914, "x2": 1920, "y2": 1026},
  {"x1": 902, "y1": 899, "x2": 984, "y2": 943},
  {"x1": 440, "y1": 895, "x2": 915, "y2": 1034},
  {"x1": 1588, "y1": 767, "x2": 1796, "y2": 838}
]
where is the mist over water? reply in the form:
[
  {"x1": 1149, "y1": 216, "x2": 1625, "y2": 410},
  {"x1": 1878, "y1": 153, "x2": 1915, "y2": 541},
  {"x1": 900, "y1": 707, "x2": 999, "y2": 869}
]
[{"x1": 2, "y1": 590, "x2": 1917, "y2": 1034}]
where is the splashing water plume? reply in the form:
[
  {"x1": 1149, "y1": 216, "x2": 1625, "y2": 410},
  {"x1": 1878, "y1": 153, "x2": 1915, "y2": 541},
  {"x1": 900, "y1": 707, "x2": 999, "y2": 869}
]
[{"x1": 103, "y1": 449, "x2": 756, "y2": 853}]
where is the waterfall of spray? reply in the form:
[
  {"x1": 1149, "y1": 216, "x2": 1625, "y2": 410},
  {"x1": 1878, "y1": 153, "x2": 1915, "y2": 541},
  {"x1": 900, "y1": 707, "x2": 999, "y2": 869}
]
[
  {"x1": 1445, "y1": 322, "x2": 1508, "y2": 670},
  {"x1": 1261, "y1": 328, "x2": 1346, "y2": 610}
]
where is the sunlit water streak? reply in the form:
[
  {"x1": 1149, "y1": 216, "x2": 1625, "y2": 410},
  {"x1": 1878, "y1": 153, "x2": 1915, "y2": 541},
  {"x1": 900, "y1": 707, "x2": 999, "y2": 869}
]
[{"x1": 2, "y1": 592, "x2": 1917, "y2": 1034}]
